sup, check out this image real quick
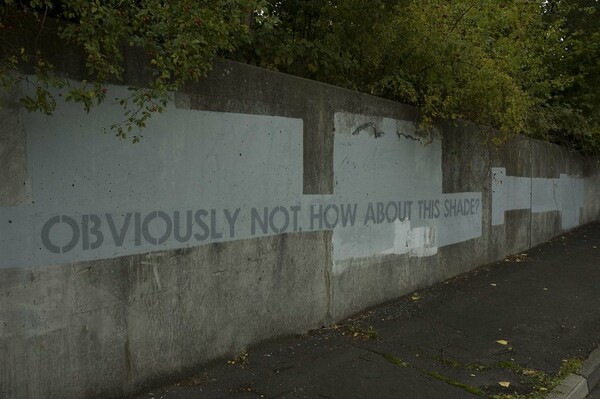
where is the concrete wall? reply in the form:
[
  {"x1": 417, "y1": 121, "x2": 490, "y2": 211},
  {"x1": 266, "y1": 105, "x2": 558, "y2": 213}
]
[{"x1": 1, "y1": 59, "x2": 599, "y2": 399}]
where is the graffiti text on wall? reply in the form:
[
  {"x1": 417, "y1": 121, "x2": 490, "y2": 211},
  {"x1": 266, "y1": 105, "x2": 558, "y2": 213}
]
[{"x1": 40, "y1": 197, "x2": 481, "y2": 254}]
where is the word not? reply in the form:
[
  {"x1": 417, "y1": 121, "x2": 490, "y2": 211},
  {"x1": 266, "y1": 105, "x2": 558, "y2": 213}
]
[{"x1": 251, "y1": 205, "x2": 302, "y2": 234}]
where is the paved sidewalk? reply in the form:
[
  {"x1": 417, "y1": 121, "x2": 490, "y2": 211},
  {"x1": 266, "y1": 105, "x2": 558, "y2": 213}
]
[{"x1": 129, "y1": 222, "x2": 600, "y2": 399}]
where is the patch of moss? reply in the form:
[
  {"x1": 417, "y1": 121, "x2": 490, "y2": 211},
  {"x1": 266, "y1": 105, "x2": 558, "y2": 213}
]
[
  {"x1": 340, "y1": 324, "x2": 379, "y2": 341},
  {"x1": 557, "y1": 358, "x2": 583, "y2": 380},
  {"x1": 421, "y1": 369, "x2": 485, "y2": 397},
  {"x1": 491, "y1": 358, "x2": 584, "y2": 399},
  {"x1": 494, "y1": 360, "x2": 523, "y2": 372},
  {"x1": 383, "y1": 353, "x2": 410, "y2": 368},
  {"x1": 431, "y1": 355, "x2": 487, "y2": 371}
]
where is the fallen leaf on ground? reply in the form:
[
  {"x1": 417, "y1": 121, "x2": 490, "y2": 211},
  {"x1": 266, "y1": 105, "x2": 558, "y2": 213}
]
[
  {"x1": 411, "y1": 293, "x2": 420, "y2": 301},
  {"x1": 496, "y1": 340, "x2": 509, "y2": 345},
  {"x1": 499, "y1": 381, "x2": 511, "y2": 388},
  {"x1": 490, "y1": 283, "x2": 497, "y2": 287},
  {"x1": 504, "y1": 253, "x2": 531, "y2": 262}
]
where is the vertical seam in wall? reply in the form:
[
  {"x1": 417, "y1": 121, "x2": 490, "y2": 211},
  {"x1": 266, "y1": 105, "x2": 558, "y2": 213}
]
[
  {"x1": 324, "y1": 231, "x2": 333, "y2": 324},
  {"x1": 529, "y1": 142, "x2": 533, "y2": 249}
]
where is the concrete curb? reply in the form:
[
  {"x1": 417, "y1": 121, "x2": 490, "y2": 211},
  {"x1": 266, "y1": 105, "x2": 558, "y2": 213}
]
[{"x1": 548, "y1": 347, "x2": 600, "y2": 399}]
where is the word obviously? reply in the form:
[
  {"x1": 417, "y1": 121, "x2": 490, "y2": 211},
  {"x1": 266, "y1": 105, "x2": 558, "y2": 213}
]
[
  {"x1": 41, "y1": 210, "x2": 241, "y2": 254},
  {"x1": 40, "y1": 198, "x2": 480, "y2": 253}
]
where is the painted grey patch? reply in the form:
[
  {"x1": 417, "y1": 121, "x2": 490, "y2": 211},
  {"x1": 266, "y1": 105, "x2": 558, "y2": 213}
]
[
  {"x1": 0, "y1": 84, "x2": 484, "y2": 270},
  {"x1": 331, "y1": 112, "x2": 482, "y2": 270},
  {"x1": 0, "y1": 81, "x2": 305, "y2": 268},
  {"x1": 491, "y1": 167, "x2": 584, "y2": 229}
]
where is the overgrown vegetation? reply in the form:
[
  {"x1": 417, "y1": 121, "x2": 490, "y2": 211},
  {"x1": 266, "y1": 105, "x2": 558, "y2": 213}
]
[
  {"x1": 382, "y1": 353, "x2": 583, "y2": 398},
  {"x1": 2, "y1": 0, "x2": 600, "y2": 152},
  {"x1": 1, "y1": 0, "x2": 256, "y2": 141},
  {"x1": 491, "y1": 358, "x2": 583, "y2": 399}
]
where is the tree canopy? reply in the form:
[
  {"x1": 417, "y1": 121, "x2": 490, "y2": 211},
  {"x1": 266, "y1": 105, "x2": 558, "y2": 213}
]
[{"x1": 2, "y1": 0, "x2": 599, "y2": 152}]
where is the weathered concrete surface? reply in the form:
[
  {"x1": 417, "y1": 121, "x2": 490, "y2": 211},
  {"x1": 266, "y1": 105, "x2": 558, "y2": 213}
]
[
  {"x1": 547, "y1": 374, "x2": 588, "y2": 399},
  {"x1": 0, "y1": 83, "x2": 30, "y2": 206},
  {"x1": 583, "y1": 170, "x2": 600, "y2": 224},
  {"x1": 580, "y1": 346, "x2": 600, "y2": 392},
  {"x1": 1, "y1": 57, "x2": 600, "y2": 399},
  {"x1": 1, "y1": 232, "x2": 330, "y2": 398}
]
